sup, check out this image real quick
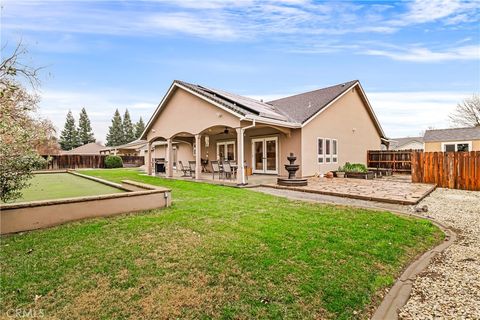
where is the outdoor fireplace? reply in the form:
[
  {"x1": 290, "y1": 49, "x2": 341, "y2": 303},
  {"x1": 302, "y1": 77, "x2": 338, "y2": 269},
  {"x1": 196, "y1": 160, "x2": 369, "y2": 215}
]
[{"x1": 277, "y1": 153, "x2": 308, "y2": 186}]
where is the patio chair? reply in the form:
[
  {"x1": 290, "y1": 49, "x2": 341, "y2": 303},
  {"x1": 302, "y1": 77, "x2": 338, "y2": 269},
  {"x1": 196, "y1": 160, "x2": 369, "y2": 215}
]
[
  {"x1": 222, "y1": 161, "x2": 234, "y2": 180},
  {"x1": 188, "y1": 161, "x2": 196, "y2": 178},
  {"x1": 211, "y1": 160, "x2": 223, "y2": 180},
  {"x1": 178, "y1": 161, "x2": 191, "y2": 177}
]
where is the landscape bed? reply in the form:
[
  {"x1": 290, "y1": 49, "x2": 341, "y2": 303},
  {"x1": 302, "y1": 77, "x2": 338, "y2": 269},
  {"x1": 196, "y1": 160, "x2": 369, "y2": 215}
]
[
  {"x1": 0, "y1": 169, "x2": 443, "y2": 319},
  {"x1": 0, "y1": 170, "x2": 171, "y2": 234}
]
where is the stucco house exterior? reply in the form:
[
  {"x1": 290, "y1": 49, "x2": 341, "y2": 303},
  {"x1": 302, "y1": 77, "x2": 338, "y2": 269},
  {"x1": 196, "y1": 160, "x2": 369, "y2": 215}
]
[
  {"x1": 100, "y1": 140, "x2": 148, "y2": 156},
  {"x1": 140, "y1": 80, "x2": 387, "y2": 184},
  {"x1": 423, "y1": 127, "x2": 480, "y2": 152}
]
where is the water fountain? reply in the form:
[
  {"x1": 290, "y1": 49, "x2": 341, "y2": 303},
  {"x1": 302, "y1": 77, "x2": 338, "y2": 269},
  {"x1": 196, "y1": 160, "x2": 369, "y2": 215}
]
[{"x1": 277, "y1": 153, "x2": 308, "y2": 186}]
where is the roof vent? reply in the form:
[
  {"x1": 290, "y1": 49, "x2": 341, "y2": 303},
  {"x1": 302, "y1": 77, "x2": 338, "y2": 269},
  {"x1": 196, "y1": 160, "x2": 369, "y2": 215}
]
[
  {"x1": 307, "y1": 102, "x2": 312, "y2": 108},
  {"x1": 342, "y1": 83, "x2": 346, "y2": 87},
  {"x1": 260, "y1": 99, "x2": 263, "y2": 102}
]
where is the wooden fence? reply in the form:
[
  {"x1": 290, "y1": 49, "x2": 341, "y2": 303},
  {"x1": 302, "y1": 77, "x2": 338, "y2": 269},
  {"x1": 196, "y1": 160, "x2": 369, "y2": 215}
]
[
  {"x1": 41, "y1": 155, "x2": 144, "y2": 170},
  {"x1": 367, "y1": 150, "x2": 420, "y2": 173},
  {"x1": 411, "y1": 151, "x2": 480, "y2": 191}
]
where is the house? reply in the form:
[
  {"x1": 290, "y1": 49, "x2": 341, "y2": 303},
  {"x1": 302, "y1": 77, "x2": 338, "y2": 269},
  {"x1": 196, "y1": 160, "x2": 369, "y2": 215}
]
[
  {"x1": 100, "y1": 140, "x2": 148, "y2": 156},
  {"x1": 60, "y1": 142, "x2": 104, "y2": 155},
  {"x1": 389, "y1": 136, "x2": 424, "y2": 150},
  {"x1": 140, "y1": 80, "x2": 387, "y2": 184},
  {"x1": 423, "y1": 127, "x2": 480, "y2": 152}
]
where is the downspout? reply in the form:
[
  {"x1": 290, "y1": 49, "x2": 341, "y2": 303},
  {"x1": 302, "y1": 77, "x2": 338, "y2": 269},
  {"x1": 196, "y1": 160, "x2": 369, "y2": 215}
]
[{"x1": 239, "y1": 118, "x2": 256, "y2": 185}]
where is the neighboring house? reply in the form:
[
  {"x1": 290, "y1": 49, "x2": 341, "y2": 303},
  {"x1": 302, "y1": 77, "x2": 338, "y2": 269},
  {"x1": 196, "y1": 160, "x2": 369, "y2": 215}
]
[
  {"x1": 140, "y1": 79, "x2": 387, "y2": 183},
  {"x1": 423, "y1": 127, "x2": 480, "y2": 152},
  {"x1": 100, "y1": 140, "x2": 147, "y2": 156},
  {"x1": 389, "y1": 137, "x2": 424, "y2": 150},
  {"x1": 60, "y1": 142, "x2": 104, "y2": 155}
]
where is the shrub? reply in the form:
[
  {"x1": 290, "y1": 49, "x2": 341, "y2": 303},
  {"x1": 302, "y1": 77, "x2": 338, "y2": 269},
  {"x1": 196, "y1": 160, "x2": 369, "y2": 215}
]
[
  {"x1": 341, "y1": 162, "x2": 367, "y2": 173},
  {"x1": 104, "y1": 155, "x2": 123, "y2": 168}
]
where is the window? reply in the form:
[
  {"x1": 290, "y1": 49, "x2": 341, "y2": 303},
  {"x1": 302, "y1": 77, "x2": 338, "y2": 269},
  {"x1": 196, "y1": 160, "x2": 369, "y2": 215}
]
[
  {"x1": 318, "y1": 138, "x2": 338, "y2": 164},
  {"x1": 442, "y1": 141, "x2": 471, "y2": 152}
]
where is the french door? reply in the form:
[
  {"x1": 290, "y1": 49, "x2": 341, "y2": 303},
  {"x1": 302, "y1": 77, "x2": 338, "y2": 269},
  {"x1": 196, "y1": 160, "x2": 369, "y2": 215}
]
[
  {"x1": 251, "y1": 137, "x2": 278, "y2": 174},
  {"x1": 217, "y1": 141, "x2": 235, "y2": 162}
]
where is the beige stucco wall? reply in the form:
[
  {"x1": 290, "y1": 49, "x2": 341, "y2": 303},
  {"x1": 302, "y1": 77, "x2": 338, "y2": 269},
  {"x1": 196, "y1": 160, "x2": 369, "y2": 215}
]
[
  {"x1": 147, "y1": 88, "x2": 240, "y2": 141},
  {"x1": 424, "y1": 140, "x2": 480, "y2": 152},
  {"x1": 301, "y1": 87, "x2": 382, "y2": 176}
]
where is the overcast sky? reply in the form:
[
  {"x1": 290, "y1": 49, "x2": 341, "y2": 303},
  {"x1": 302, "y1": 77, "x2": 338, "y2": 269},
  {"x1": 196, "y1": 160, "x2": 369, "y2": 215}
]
[{"x1": 2, "y1": 0, "x2": 479, "y2": 142}]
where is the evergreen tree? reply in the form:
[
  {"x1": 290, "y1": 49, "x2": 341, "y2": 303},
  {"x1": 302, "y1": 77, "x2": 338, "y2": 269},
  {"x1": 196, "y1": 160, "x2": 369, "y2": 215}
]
[
  {"x1": 106, "y1": 109, "x2": 124, "y2": 146},
  {"x1": 135, "y1": 117, "x2": 145, "y2": 139},
  {"x1": 59, "y1": 110, "x2": 80, "y2": 150},
  {"x1": 78, "y1": 107, "x2": 95, "y2": 145},
  {"x1": 123, "y1": 109, "x2": 135, "y2": 143}
]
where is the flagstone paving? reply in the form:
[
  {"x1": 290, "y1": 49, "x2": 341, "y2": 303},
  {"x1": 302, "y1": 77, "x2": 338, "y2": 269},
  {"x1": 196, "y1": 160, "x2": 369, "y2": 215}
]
[{"x1": 263, "y1": 176, "x2": 436, "y2": 205}]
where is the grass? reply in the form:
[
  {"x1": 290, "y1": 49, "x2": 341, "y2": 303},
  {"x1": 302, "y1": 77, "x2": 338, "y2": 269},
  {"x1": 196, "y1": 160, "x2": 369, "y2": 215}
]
[
  {"x1": 0, "y1": 168, "x2": 443, "y2": 319},
  {"x1": 3, "y1": 173, "x2": 124, "y2": 203}
]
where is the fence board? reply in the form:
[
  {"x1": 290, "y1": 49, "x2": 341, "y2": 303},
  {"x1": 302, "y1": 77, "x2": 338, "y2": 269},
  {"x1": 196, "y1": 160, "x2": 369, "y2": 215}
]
[
  {"x1": 411, "y1": 151, "x2": 480, "y2": 191},
  {"x1": 41, "y1": 155, "x2": 144, "y2": 170},
  {"x1": 367, "y1": 150, "x2": 421, "y2": 173}
]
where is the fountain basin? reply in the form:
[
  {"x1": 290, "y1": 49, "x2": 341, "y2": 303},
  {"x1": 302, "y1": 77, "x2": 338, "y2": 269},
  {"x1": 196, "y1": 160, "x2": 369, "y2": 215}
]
[{"x1": 277, "y1": 177, "x2": 308, "y2": 187}]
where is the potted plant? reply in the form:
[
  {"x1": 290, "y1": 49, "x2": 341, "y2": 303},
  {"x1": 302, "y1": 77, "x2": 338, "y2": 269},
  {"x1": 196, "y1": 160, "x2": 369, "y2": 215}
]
[
  {"x1": 343, "y1": 162, "x2": 375, "y2": 179},
  {"x1": 336, "y1": 166, "x2": 345, "y2": 178}
]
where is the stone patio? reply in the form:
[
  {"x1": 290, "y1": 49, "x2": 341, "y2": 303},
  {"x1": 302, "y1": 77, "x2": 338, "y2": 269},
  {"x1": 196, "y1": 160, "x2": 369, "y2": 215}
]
[{"x1": 262, "y1": 176, "x2": 436, "y2": 205}]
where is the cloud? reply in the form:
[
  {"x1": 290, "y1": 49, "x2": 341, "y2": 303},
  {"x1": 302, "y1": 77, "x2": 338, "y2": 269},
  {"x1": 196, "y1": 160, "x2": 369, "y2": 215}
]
[
  {"x1": 363, "y1": 45, "x2": 479, "y2": 62},
  {"x1": 38, "y1": 89, "x2": 158, "y2": 143}
]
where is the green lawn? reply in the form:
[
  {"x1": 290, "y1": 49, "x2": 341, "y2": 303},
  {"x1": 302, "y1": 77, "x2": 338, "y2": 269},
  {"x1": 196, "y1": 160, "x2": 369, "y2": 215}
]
[
  {"x1": 0, "y1": 169, "x2": 443, "y2": 319},
  {"x1": 3, "y1": 173, "x2": 124, "y2": 203}
]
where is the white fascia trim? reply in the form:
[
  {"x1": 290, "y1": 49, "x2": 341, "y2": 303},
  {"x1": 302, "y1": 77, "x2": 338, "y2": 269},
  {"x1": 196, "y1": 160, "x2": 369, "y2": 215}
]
[
  {"x1": 301, "y1": 81, "x2": 387, "y2": 139},
  {"x1": 242, "y1": 114, "x2": 301, "y2": 128},
  {"x1": 140, "y1": 82, "x2": 245, "y2": 140}
]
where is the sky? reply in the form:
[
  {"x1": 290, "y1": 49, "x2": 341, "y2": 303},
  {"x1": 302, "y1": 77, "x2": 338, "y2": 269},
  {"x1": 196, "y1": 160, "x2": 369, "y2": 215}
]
[{"x1": 1, "y1": 0, "x2": 479, "y2": 142}]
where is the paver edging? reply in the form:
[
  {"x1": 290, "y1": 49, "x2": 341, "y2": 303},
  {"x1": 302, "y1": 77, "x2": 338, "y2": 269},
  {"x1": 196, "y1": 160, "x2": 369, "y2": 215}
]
[{"x1": 371, "y1": 210, "x2": 457, "y2": 320}]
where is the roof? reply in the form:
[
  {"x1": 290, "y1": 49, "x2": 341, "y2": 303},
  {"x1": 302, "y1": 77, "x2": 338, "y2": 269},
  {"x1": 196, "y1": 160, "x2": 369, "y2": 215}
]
[
  {"x1": 60, "y1": 142, "x2": 104, "y2": 155},
  {"x1": 141, "y1": 79, "x2": 386, "y2": 140},
  {"x1": 175, "y1": 80, "x2": 290, "y2": 122},
  {"x1": 101, "y1": 139, "x2": 147, "y2": 151},
  {"x1": 423, "y1": 127, "x2": 480, "y2": 142},
  {"x1": 390, "y1": 136, "x2": 423, "y2": 149},
  {"x1": 268, "y1": 80, "x2": 358, "y2": 123}
]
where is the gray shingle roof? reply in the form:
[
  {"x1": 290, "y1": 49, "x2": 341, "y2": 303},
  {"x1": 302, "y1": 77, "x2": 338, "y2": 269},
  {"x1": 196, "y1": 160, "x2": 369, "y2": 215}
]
[
  {"x1": 267, "y1": 80, "x2": 358, "y2": 123},
  {"x1": 175, "y1": 80, "x2": 290, "y2": 122},
  {"x1": 60, "y1": 142, "x2": 105, "y2": 155},
  {"x1": 175, "y1": 80, "x2": 359, "y2": 124},
  {"x1": 423, "y1": 127, "x2": 480, "y2": 142},
  {"x1": 389, "y1": 137, "x2": 423, "y2": 149}
]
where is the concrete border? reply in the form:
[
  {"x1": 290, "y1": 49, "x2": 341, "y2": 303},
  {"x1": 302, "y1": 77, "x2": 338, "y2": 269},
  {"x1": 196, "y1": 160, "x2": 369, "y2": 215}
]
[
  {"x1": 0, "y1": 172, "x2": 172, "y2": 235},
  {"x1": 371, "y1": 210, "x2": 456, "y2": 320},
  {"x1": 259, "y1": 183, "x2": 437, "y2": 205}
]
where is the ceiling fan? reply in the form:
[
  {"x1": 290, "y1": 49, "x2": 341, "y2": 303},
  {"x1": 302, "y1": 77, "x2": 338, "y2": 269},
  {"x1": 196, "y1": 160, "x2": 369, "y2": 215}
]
[{"x1": 214, "y1": 127, "x2": 230, "y2": 136}]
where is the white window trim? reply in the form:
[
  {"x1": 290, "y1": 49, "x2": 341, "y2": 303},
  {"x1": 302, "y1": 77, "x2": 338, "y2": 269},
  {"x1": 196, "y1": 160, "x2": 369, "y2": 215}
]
[
  {"x1": 317, "y1": 137, "x2": 338, "y2": 164},
  {"x1": 441, "y1": 141, "x2": 472, "y2": 152},
  {"x1": 216, "y1": 140, "x2": 236, "y2": 161}
]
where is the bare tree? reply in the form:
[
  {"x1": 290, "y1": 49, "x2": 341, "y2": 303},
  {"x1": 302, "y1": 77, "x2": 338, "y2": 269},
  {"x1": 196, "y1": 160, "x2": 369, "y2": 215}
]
[
  {"x1": 0, "y1": 41, "x2": 54, "y2": 202},
  {"x1": 449, "y1": 94, "x2": 480, "y2": 127}
]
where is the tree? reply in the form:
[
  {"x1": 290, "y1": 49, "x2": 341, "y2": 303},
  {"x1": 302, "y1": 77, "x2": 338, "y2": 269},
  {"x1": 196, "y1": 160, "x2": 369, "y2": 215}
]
[
  {"x1": 0, "y1": 42, "x2": 52, "y2": 202},
  {"x1": 78, "y1": 107, "x2": 95, "y2": 145},
  {"x1": 449, "y1": 94, "x2": 480, "y2": 127},
  {"x1": 106, "y1": 109, "x2": 124, "y2": 146},
  {"x1": 59, "y1": 110, "x2": 80, "y2": 150},
  {"x1": 123, "y1": 109, "x2": 135, "y2": 143},
  {"x1": 135, "y1": 117, "x2": 145, "y2": 139}
]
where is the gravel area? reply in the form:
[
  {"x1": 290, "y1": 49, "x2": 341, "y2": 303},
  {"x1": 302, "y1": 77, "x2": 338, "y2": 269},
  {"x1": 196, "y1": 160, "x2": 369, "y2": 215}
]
[{"x1": 399, "y1": 188, "x2": 480, "y2": 319}]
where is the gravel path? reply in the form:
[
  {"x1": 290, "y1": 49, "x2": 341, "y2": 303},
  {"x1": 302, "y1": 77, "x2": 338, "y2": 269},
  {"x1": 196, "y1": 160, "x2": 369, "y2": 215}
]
[{"x1": 399, "y1": 188, "x2": 480, "y2": 319}]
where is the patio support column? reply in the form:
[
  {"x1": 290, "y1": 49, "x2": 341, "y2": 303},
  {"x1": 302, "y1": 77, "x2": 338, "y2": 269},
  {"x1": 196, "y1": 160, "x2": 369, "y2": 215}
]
[
  {"x1": 147, "y1": 141, "x2": 152, "y2": 176},
  {"x1": 166, "y1": 138, "x2": 173, "y2": 178},
  {"x1": 195, "y1": 134, "x2": 202, "y2": 180},
  {"x1": 236, "y1": 128, "x2": 246, "y2": 185}
]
